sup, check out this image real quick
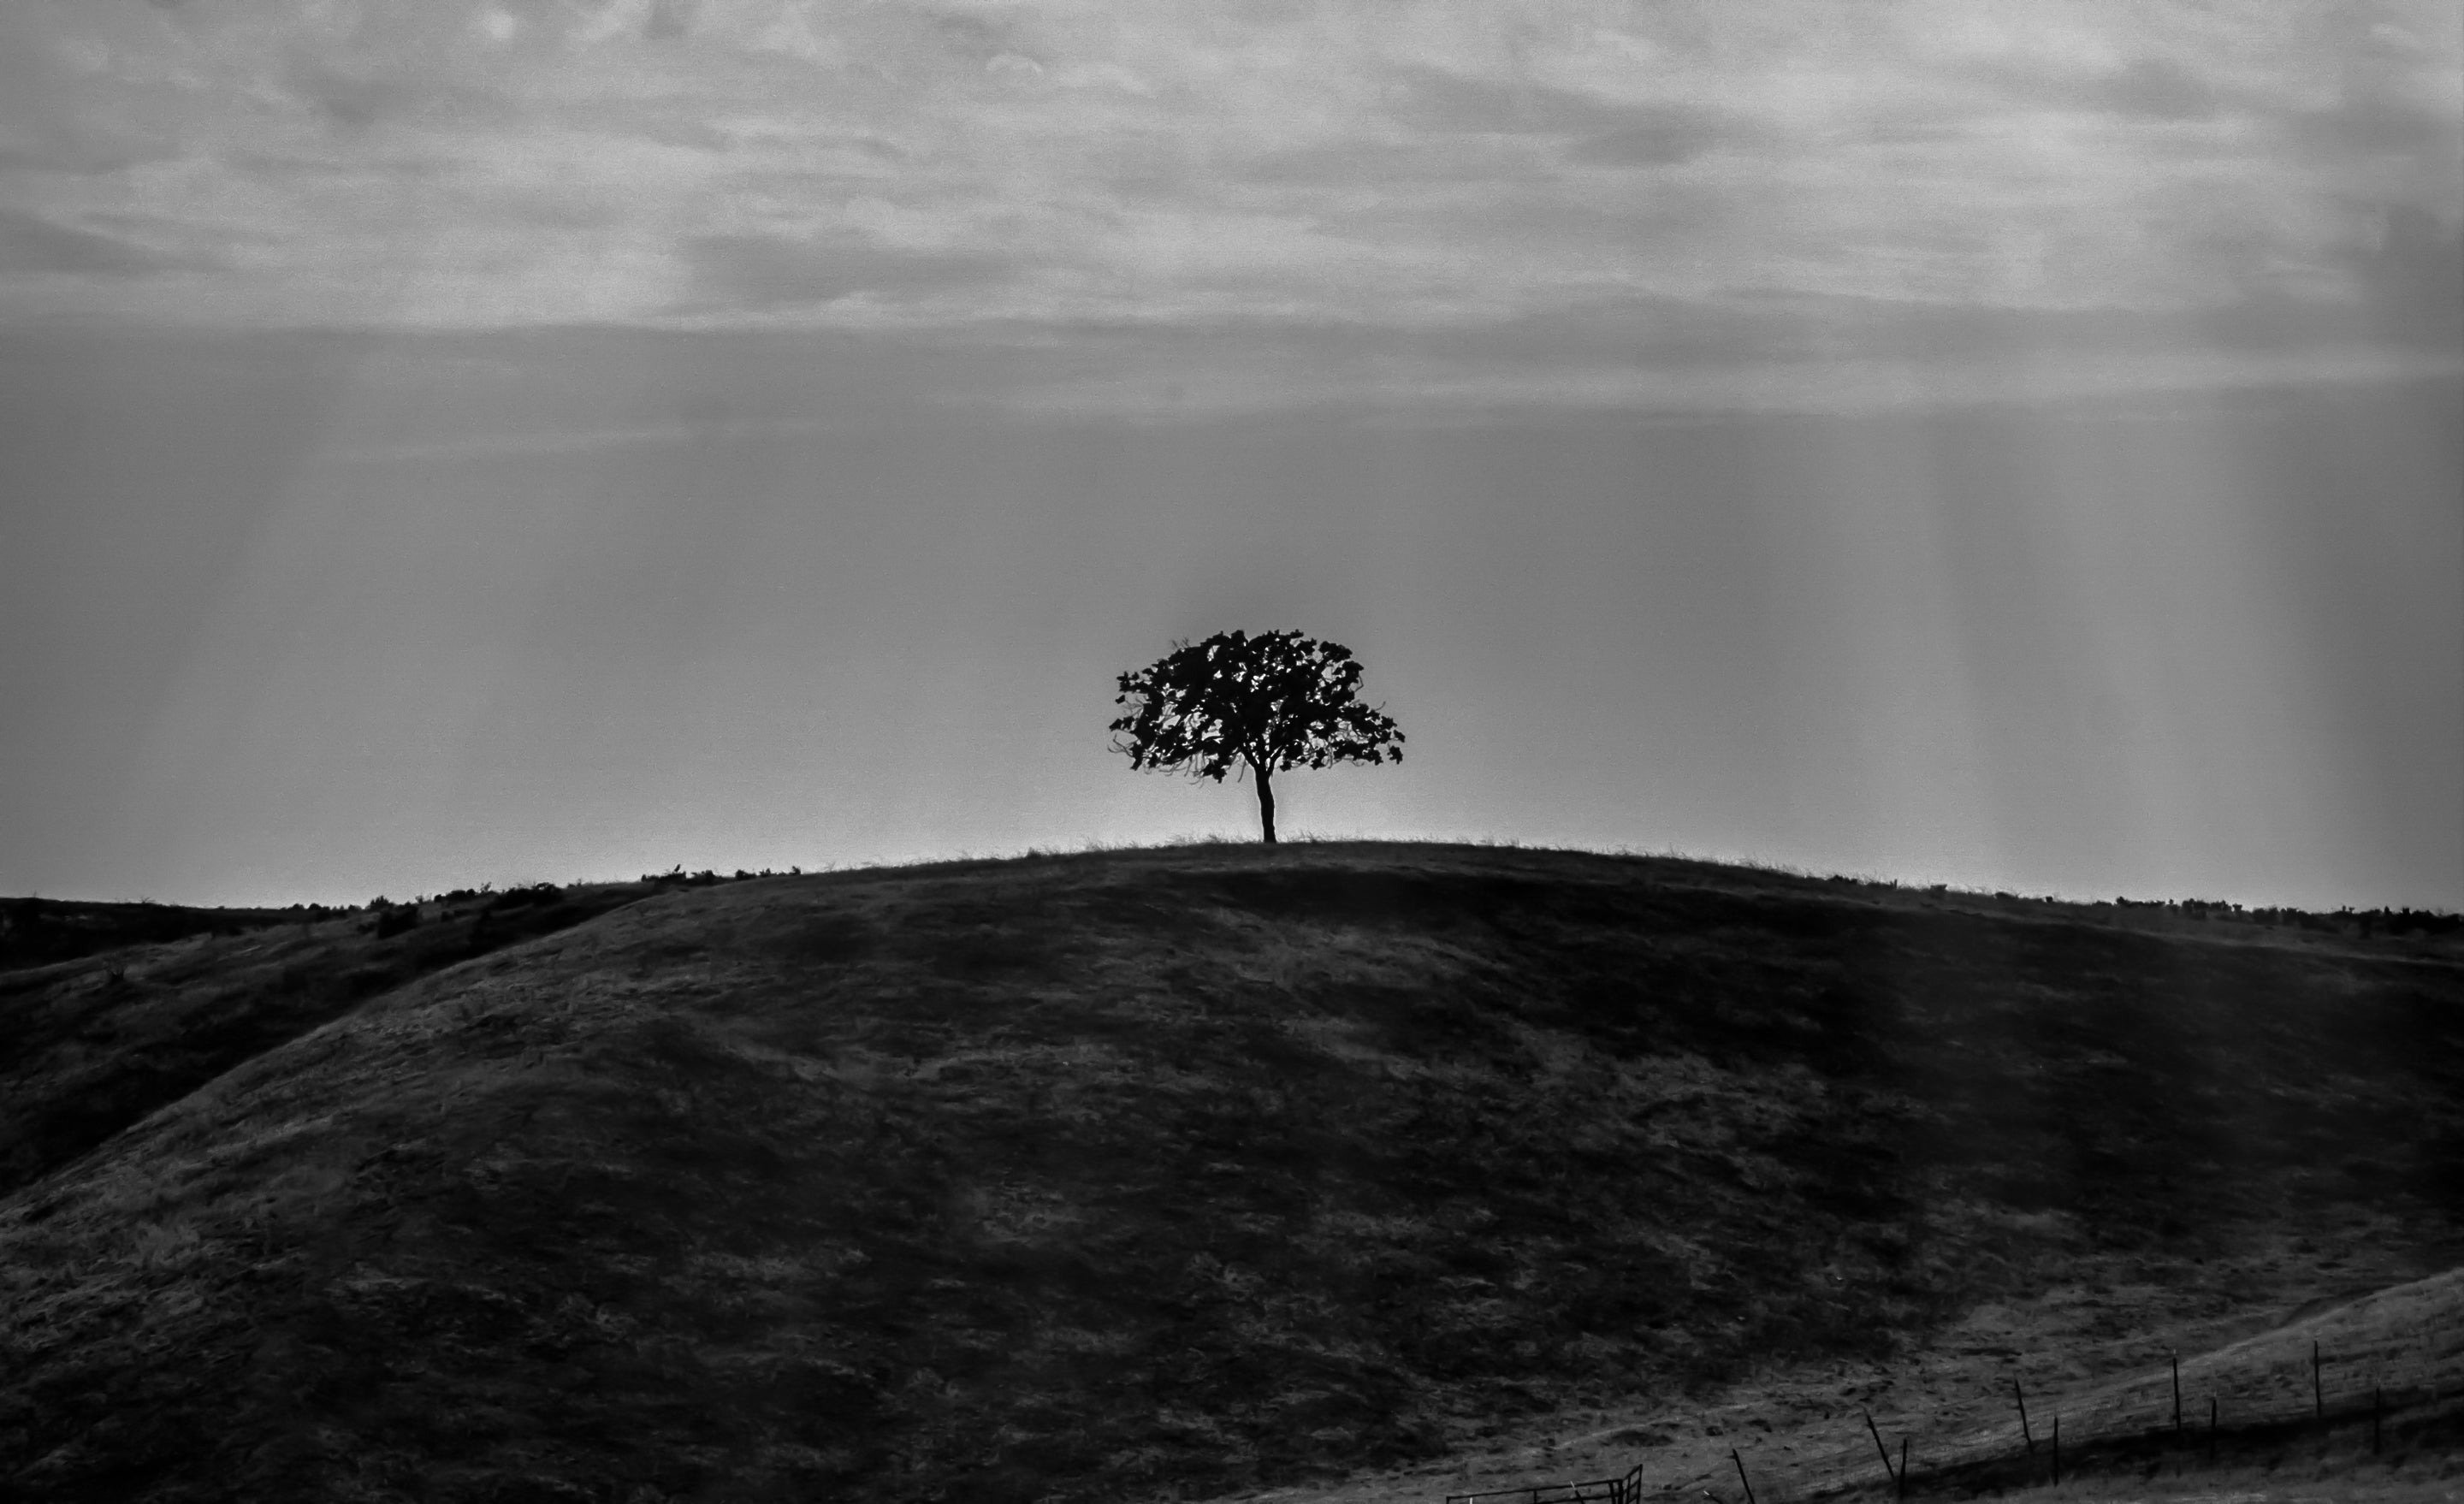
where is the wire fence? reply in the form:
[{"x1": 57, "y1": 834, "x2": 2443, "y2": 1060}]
[
  {"x1": 1445, "y1": 1464, "x2": 1654, "y2": 1504},
  {"x1": 1446, "y1": 1270, "x2": 2464, "y2": 1504}
]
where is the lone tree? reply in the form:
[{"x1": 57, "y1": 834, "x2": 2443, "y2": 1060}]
[{"x1": 1110, "y1": 629, "x2": 1404, "y2": 844}]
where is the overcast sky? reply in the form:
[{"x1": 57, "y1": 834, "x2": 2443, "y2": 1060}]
[{"x1": 3, "y1": 0, "x2": 2459, "y2": 910}]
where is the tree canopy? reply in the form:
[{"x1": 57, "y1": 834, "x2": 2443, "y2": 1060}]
[{"x1": 1109, "y1": 630, "x2": 1403, "y2": 843}]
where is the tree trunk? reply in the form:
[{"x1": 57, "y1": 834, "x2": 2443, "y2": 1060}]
[{"x1": 1254, "y1": 761, "x2": 1277, "y2": 844}]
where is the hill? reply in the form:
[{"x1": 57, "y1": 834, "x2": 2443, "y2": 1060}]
[
  {"x1": 0, "y1": 895, "x2": 308, "y2": 972},
  {"x1": 0, "y1": 881, "x2": 664, "y2": 1200},
  {"x1": 1, "y1": 842, "x2": 2458, "y2": 1503}
]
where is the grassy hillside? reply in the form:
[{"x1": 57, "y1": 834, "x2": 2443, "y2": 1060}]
[
  {"x1": 0, "y1": 843, "x2": 2457, "y2": 1504},
  {"x1": 0, "y1": 881, "x2": 663, "y2": 1199}
]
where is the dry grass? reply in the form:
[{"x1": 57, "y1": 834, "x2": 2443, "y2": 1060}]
[
  {"x1": 0, "y1": 882, "x2": 656, "y2": 1198},
  {"x1": 1234, "y1": 1264, "x2": 2463, "y2": 1504}
]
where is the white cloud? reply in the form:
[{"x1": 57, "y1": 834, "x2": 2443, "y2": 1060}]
[
  {"x1": 0, "y1": 0, "x2": 2452, "y2": 407},
  {"x1": 941, "y1": 316, "x2": 2463, "y2": 422}
]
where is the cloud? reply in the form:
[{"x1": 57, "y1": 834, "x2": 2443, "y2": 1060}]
[
  {"x1": 287, "y1": 62, "x2": 429, "y2": 133},
  {"x1": 1383, "y1": 68, "x2": 1629, "y2": 136},
  {"x1": 975, "y1": 329, "x2": 2463, "y2": 424},
  {"x1": 0, "y1": 136, "x2": 175, "y2": 177},
  {"x1": 0, "y1": 0, "x2": 2451, "y2": 405},
  {"x1": 326, "y1": 414, "x2": 838, "y2": 465},
  {"x1": 1235, "y1": 139, "x2": 1521, "y2": 189},
  {"x1": 0, "y1": 207, "x2": 196, "y2": 276},
  {"x1": 1563, "y1": 105, "x2": 1751, "y2": 167},
  {"x1": 1969, "y1": 52, "x2": 2224, "y2": 122},
  {"x1": 2357, "y1": 203, "x2": 2464, "y2": 346},
  {"x1": 643, "y1": 0, "x2": 700, "y2": 44},
  {"x1": 2094, "y1": 56, "x2": 2219, "y2": 121},
  {"x1": 2287, "y1": 94, "x2": 2460, "y2": 157},
  {"x1": 682, "y1": 232, "x2": 1015, "y2": 311},
  {"x1": 283, "y1": 56, "x2": 517, "y2": 135}
]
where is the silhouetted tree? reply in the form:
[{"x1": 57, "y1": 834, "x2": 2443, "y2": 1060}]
[{"x1": 1110, "y1": 630, "x2": 1404, "y2": 843}]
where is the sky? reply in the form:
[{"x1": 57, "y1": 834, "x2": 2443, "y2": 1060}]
[{"x1": 2, "y1": 0, "x2": 2459, "y2": 912}]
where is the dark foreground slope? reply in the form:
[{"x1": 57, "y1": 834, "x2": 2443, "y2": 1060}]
[
  {"x1": 0, "y1": 844, "x2": 2457, "y2": 1503},
  {"x1": 0, "y1": 897, "x2": 303, "y2": 973}
]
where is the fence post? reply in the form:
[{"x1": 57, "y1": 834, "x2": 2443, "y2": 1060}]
[
  {"x1": 2013, "y1": 1377, "x2": 2035, "y2": 1455},
  {"x1": 2373, "y1": 1384, "x2": 2382, "y2": 1455},
  {"x1": 2208, "y1": 1396, "x2": 2218, "y2": 1464},
  {"x1": 1865, "y1": 1412, "x2": 1898, "y2": 1487},
  {"x1": 2171, "y1": 1352, "x2": 2182, "y2": 1438},
  {"x1": 1730, "y1": 1449, "x2": 1756, "y2": 1504},
  {"x1": 2313, "y1": 1341, "x2": 2323, "y2": 1424},
  {"x1": 1898, "y1": 1437, "x2": 1908, "y2": 1501},
  {"x1": 2051, "y1": 1415, "x2": 2059, "y2": 1486}
]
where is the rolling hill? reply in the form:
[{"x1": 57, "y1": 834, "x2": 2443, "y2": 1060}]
[{"x1": 1, "y1": 843, "x2": 2458, "y2": 1503}]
